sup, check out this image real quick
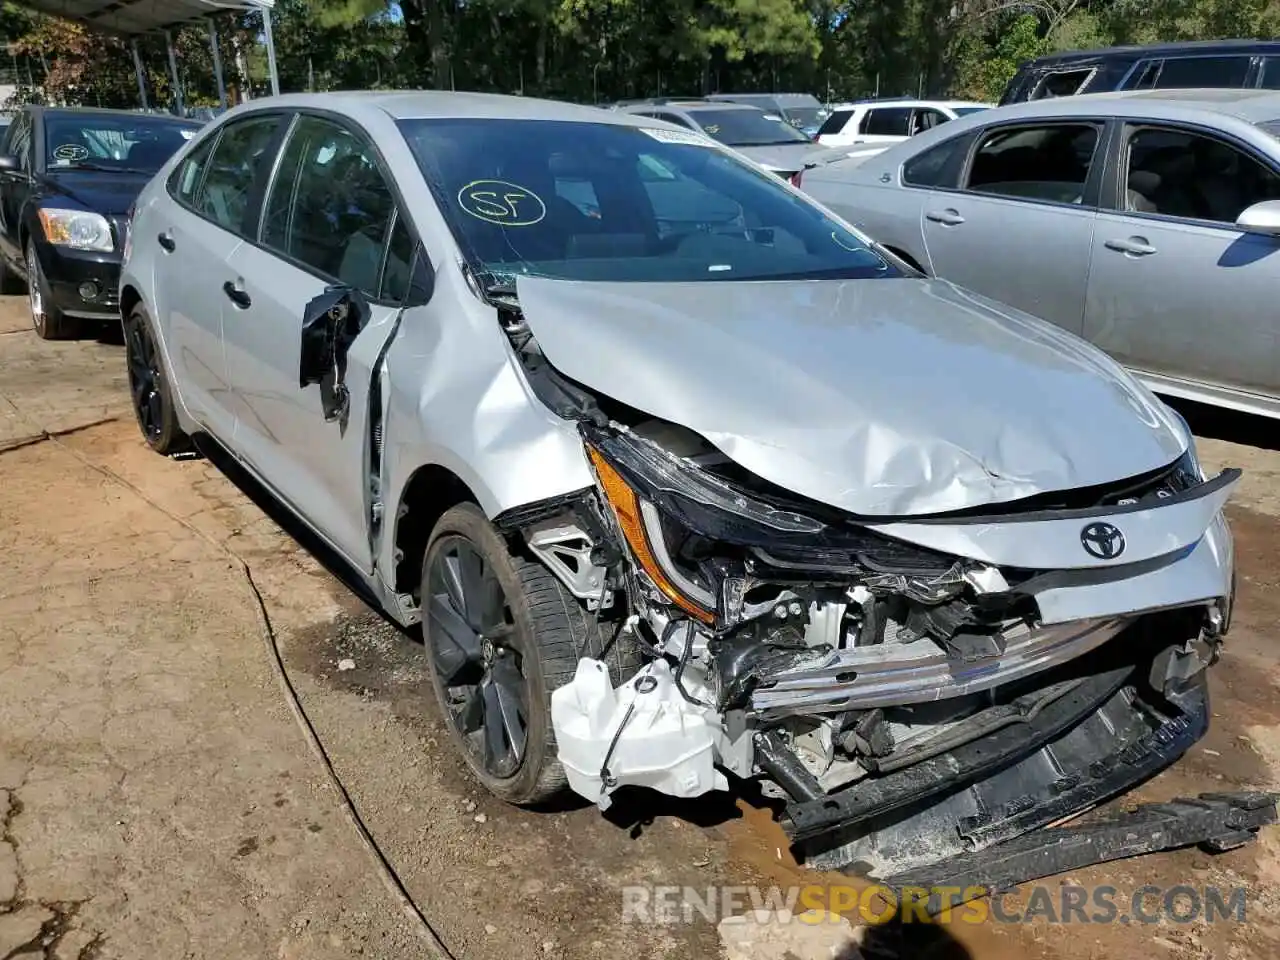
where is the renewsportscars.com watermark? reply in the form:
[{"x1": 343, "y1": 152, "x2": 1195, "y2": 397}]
[{"x1": 621, "y1": 883, "x2": 1250, "y2": 926}]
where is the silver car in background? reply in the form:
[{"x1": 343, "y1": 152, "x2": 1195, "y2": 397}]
[
  {"x1": 803, "y1": 88, "x2": 1280, "y2": 419},
  {"x1": 120, "y1": 91, "x2": 1248, "y2": 882},
  {"x1": 613, "y1": 98, "x2": 828, "y2": 185}
]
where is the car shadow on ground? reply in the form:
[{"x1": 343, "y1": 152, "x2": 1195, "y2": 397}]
[
  {"x1": 192, "y1": 432, "x2": 390, "y2": 617},
  {"x1": 857, "y1": 911, "x2": 977, "y2": 960},
  {"x1": 1167, "y1": 396, "x2": 1280, "y2": 452}
]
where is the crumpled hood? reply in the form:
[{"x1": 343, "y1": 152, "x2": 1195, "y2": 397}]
[{"x1": 516, "y1": 276, "x2": 1188, "y2": 517}]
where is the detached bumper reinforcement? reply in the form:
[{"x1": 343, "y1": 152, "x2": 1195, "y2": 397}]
[
  {"x1": 782, "y1": 664, "x2": 1134, "y2": 843},
  {"x1": 886, "y1": 792, "x2": 1280, "y2": 916}
]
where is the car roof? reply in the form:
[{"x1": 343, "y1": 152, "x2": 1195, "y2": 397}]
[
  {"x1": 981, "y1": 87, "x2": 1280, "y2": 125},
  {"x1": 648, "y1": 100, "x2": 762, "y2": 113},
  {"x1": 616, "y1": 99, "x2": 765, "y2": 115},
  {"x1": 232, "y1": 90, "x2": 663, "y2": 125},
  {"x1": 1026, "y1": 38, "x2": 1280, "y2": 66},
  {"x1": 828, "y1": 99, "x2": 990, "y2": 110},
  {"x1": 31, "y1": 105, "x2": 200, "y2": 123}
]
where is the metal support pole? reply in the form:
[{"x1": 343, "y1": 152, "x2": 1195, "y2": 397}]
[
  {"x1": 130, "y1": 39, "x2": 148, "y2": 109},
  {"x1": 164, "y1": 30, "x2": 184, "y2": 115},
  {"x1": 207, "y1": 19, "x2": 227, "y2": 111},
  {"x1": 262, "y1": 8, "x2": 280, "y2": 96}
]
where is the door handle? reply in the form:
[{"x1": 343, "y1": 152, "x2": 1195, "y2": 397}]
[
  {"x1": 157, "y1": 232, "x2": 175, "y2": 252},
  {"x1": 222, "y1": 280, "x2": 251, "y2": 309},
  {"x1": 1104, "y1": 236, "x2": 1157, "y2": 257},
  {"x1": 926, "y1": 209, "x2": 965, "y2": 226}
]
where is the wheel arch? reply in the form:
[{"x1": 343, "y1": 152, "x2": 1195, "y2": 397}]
[
  {"x1": 391, "y1": 462, "x2": 481, "y2": 600},
  {"x1": 119, "y1": 282, "x2": 143, "y2": 320}
]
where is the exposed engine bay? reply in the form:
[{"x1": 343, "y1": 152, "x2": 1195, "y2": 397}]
[{"x1": 483, "y1": 280, "x2": 1260, "y2": 880}]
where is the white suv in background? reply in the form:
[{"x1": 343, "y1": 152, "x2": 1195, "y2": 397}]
[{"x1": 816, "y1": 98, "x2": 991, "y2": 148}]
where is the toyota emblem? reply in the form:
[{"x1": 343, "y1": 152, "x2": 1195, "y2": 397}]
[{"x1": 1080, "y1": 522, "x2": 1126, "y2": 560}]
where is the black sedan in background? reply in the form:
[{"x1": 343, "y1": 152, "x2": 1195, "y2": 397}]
[{"x1": 0, "y1": 106, "x2": 201, "y2": 339}]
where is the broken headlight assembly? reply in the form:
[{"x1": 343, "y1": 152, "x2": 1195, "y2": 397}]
[{"x1": 581, "y1": 424, "x2": 957, "y2": 627}]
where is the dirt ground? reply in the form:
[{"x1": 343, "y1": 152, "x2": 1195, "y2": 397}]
[{"x1": 0, "y1": 296, "x2": 1277, "y2": 960}]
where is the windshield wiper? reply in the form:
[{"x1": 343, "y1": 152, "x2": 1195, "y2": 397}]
[{"x1": 56, "y1": 162, "x2": 155, "y2": 175}]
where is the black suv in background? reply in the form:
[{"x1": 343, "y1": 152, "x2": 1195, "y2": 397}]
[
  {"x1": 1000, "y1": 39, "x2": 1280, "y2": 104},
  {"x1": 0, "y1": 106, "x2": 200, "y2": 339}
]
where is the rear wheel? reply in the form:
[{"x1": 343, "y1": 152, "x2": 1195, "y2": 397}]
[
  {"x1": 27, "y1": 240, "x2": 78, "y2": 340},
  {"x1": 422, "y1": 503, "x2": 639, "y2": 804},
  {"x1": 123, "y1": 303, "x2": 188, "y2": 455}
]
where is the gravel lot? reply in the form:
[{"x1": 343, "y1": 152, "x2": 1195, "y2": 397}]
[{"x1": 0, "y1": 297, "x2": 1277, "y2": 960}]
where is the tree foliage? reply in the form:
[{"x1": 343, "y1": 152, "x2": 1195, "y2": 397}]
[{"x1": 2, "y1": 0, "x2": 1279, "y2": 110}]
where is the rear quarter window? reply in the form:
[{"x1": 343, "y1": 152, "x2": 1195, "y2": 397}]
[{"x1": 902, "y1": 134, "x2": 971, "y2": 189}]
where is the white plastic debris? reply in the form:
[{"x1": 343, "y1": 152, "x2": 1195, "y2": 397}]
[
  {"x1": 337, "y1": 658, "x2": 356, "y2": 672},
  {"x1": 550, "y1": 658, "x2": 727, "y2": 809}
]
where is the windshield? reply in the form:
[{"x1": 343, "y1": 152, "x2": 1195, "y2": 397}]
[
  {"x1": 693, "y1": 109, "x2": 813, "y2": 146},
  {"x1": 43, "y1": 113, "x2": 200, "y2": 173},
  {"x1": 952, "y1": 106, "x2": 990, "y2": 117},
  {"x1": 398, "y1": 118, "x2": 896, "y2": 287}
]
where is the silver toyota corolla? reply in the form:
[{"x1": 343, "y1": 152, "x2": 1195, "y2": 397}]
[
  {"x1": 803, "y1": 88, "x2": 1280, "y2": 421},
  {"x1": 119, "y1": 92, "x2": 1244, "y2": 880}
]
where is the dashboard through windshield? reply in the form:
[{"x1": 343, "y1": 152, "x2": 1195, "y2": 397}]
[{"x1": 44, "y1": 114, "x2": 200, "y2": 174}]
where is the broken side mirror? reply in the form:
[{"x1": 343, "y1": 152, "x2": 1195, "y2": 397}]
[{"x1": 300, "y1": 285, "x2": 371, "y2": 423}]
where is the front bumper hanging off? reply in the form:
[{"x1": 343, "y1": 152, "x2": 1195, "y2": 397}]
[{"x1": 889, "y1": 791, "x2": 1279, "y2": 917}]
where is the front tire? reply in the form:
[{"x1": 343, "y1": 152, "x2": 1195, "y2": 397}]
[
  {"x1": 123, "y1": 303, "x2": 188, "y2": 455},
  {"x1": 422, "y1": 503, "x2": 639, "y2": 805},
  {"x1": 27, "y1": 240, "x2": 78, "y2": 340}
]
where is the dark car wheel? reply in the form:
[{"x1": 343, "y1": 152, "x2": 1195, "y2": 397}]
[
  {"x1": 123, "y1": 303, "x2": 188, "y2": 455},
  {"x1": 422, "y1": 503, "x2": 641, "y2": 805},
  {"x1": 27, "y1": 240, "x2": 79, "y2": 340}
]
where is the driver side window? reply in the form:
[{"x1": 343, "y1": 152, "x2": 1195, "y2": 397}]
[{"x1": 262, "y1": 115, "x2": 399, "y2": 300}]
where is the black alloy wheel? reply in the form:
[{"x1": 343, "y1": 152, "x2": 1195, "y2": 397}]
[
  {"x1": 123, "y1": 304, "x2": 187, "y2": 455},
  {"x1": 426, "y1": 535, "x2": 529, "y2": 780}
]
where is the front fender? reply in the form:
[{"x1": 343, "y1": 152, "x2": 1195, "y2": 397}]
[{"x1": 376, "y1": 269, "x2": 594, "y2": 581}]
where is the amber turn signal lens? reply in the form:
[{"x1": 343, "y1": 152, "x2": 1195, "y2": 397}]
[{"x1": 587, "y1": 447, "x2": 715, "y2": 625}]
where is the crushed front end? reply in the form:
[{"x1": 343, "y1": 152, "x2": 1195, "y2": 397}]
[{"x1": 510, "y1": 415, "x2": 1246, "y2": 876}]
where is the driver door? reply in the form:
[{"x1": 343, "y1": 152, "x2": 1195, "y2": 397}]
[{"x1": 221, "y1": 113, "x2": 416, "y2": 572}]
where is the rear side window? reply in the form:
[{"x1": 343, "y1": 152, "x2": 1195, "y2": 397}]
[
  {"x1": 965, "y1": 123, "x2": 1100, "y2": 204},
  {"x1": 1151, "y1": 55, "x2": 1251, "y2": 89},
  {"x1": 194, "y1": 115, "x2": 281, "y2": 234},
  {"x1": 862, "y1": 108, "x2": 912, "y2": 136},
  {"x1": 1030, "y1": 68, "x2": 1094, "y2": 99},
  {"x1": 1261, "y1": 57, "x2": 1280, "y2": 89},
  {"x1": 262, "y1": 115, "x2": 398, "y2": 299},
  {"x1": 817, "y1": 109, "x2": 854, "y2": 137},
  {"x1": 912, "y1": 108, "x2": 949, "y2": 134},
  {"x1": 902, "y1": 135, "x2": 968, "y2": 188}
]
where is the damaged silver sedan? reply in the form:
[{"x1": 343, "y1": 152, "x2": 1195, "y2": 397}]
[{"x1": 120, "y1": 92, "x2": 1266, "y2": 886}]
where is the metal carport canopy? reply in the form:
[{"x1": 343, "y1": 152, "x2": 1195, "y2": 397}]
[{"x1": 15, "y1": 0, "x2": 280, "y2": 107}]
